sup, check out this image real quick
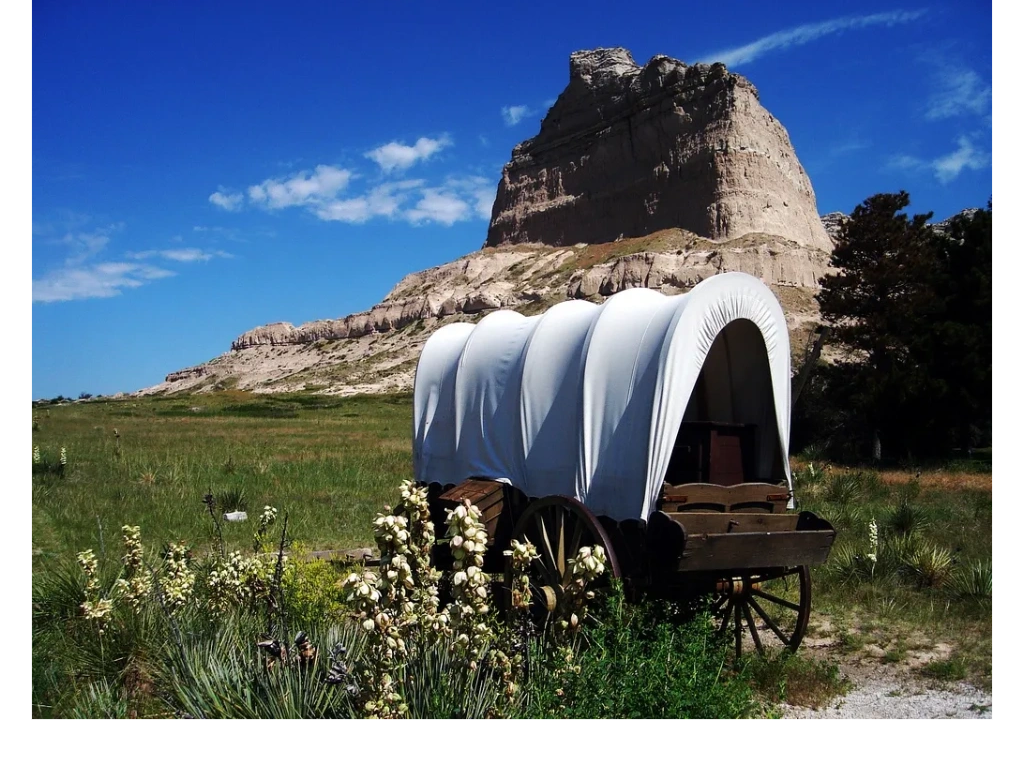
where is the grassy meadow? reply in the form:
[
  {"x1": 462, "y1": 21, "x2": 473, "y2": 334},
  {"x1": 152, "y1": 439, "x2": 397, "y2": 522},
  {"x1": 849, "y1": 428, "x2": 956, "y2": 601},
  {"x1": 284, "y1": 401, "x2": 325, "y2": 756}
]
[
  {"x1": 31, "y1": 391, "x2": 992, "y2": 717},
  {"x1": 32, "y1": 390, "x2": 412, "y2": 567}
]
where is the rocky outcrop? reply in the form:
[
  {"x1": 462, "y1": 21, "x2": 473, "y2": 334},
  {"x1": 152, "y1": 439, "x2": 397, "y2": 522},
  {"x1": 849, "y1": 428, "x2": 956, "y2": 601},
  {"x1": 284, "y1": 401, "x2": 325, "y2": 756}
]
[
  {"x1": 164, "y1": 364, "x2": 209, "y2": 383},
  {"x1": 816, "y1": 208, "x2": 980, "y2": 248},
  {"x1": 931, "y1": 208, "x2": 979, "y2": 236},
  {"x1": 218, "y1": 232, "x2": 832, "y2": 353},
  {"x1": 821, "y1": 212, "x2": 849, "y2": 243},
  {"x1": 567, "y1": 236, "x2": 832, "y2": 299},
  {"x1": 485, "y1": 48, "x2": 832, "y2": 252}
]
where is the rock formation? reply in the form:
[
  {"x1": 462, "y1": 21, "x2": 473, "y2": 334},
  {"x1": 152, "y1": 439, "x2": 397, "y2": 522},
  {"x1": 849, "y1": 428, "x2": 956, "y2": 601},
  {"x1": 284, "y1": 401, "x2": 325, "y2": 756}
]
[
  {"x1": 485, "y1": 48, "x2": 832, "y2": 252},
  {"x1": 819, "y1": 208, "x2": 979, "y2": 247},
  {"x1": 820, "y1": 212, "x2": 849, "y2": 244}
]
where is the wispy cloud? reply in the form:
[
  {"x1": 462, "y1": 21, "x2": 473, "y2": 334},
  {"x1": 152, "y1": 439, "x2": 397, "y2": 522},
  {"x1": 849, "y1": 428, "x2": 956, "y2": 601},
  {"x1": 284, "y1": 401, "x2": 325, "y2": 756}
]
[
  {"x1": 365, "y1": 136, "x2": 451, "y2": 173},
  {"x1": 698, "y1": 9, "x2": 927, "y2": 67},
  {"x1": 247, "y1": 165, "x2": 354, "y2": 209},
  {"x1": 193, "y1": 225, "x2": 248, "y2": 243},
  {"x1": 209, "y1": 188, "x2": 244, "y2": 211},
  {"x1": 33, "y1": 262, "x2": 175, "y2": 303},
  {"x1": 33, "y1": 220, "x2": 125, "y2": 265},
  {"x1": 33, "y1": 219, "x2": 226, "y2": 303},
  {"x1": 888, "y1": 135, "x2": 989, "y2": 183},
  {"x1": 923, "y1": 57, "x2": 990, "y2": 120},
  {"x1": 501, "y1": 105, "x2": 533, "y2": 126},
  {"x1": 830, "y1": 139, "x2": 871, "y2": 157},
  {"x1": 129, "y1": 248, "x2": 232, "y2": 263}
]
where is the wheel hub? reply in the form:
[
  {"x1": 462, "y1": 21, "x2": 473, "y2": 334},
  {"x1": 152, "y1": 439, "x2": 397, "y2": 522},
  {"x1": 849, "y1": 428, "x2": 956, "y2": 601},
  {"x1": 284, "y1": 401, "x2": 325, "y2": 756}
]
[{"x1": 535, "y1": 584, "x2": 562, "y2": 612}]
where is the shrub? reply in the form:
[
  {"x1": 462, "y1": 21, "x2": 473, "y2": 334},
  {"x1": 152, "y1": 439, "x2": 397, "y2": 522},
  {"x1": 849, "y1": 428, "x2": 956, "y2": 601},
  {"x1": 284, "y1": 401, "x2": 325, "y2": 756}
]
[
  {"x1": 949, "y1": 560, "x2": 991, "y2": 600},
  {"x1": 901, "y1": 540, "x2": 955, "y2": 589},
  {"x1": 525, "y1": 589, "x2": 757, "y2": 719},
  {"x1": 825, "y1": 472, "x2": 864, "y2": 506}
]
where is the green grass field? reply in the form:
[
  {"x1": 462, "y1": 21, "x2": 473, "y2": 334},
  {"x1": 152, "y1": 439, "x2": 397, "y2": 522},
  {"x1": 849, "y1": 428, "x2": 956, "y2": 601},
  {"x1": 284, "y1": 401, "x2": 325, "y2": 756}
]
[
  {"x1": 32, "y1": 390, "x2": 413, "y2": 568},
  {"x1": 31, "y1": 391, "x2": 992, "y2": 716}
]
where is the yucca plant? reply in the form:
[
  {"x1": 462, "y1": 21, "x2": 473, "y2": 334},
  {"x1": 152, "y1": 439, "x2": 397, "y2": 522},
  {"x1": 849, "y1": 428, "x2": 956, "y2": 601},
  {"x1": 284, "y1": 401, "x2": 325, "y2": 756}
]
[
  {"x1": 885, "y1": 493, "x2": 930, "y2": 536},
  {"x1": 825, "y1": 472, "x2": 864, "y2": 507},
  {"x1": 216, "y1": 488, "x2": 248, "y2": 513},
  {"x1": 902, "y1": 540, "x2": 955, "y2": 589},
  {"x1": 67, "y1": 678, "x2": 131, "y2": 719},
  {"x1": 949, "y1": 560, "x2": 992, "y2": 600},
  {"x1": 156, "y1": 616, "x2": 359, "y2": 719}
]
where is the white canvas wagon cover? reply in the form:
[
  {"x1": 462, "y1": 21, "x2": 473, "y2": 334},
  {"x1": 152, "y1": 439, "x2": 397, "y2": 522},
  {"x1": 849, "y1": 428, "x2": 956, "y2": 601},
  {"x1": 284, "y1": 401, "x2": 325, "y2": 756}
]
[{"x1": 412, "y1": 271, "x2": 793, "y2": 522}]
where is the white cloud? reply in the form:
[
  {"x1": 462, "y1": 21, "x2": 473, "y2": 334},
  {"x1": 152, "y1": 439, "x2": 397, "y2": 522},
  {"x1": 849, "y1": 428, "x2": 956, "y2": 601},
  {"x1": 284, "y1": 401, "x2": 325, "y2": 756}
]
[
  {"x1": 473, "y1": 185, "x2": 497, "y2": 218},
  {"x1": 698, "y1": 9, "x2": 927, "y2": 67},
  {"x1": 246, "y1": 165, "x2": 354, "y2": 209},
  {"x1": 406, "y1": 177, "x2": 497, "y2": 225},
  {"x1": 406, "y1": 190, "x2": 473, "y2": 225},
  {"x1": 210, "y1": 151, "x2": 496, "y2": 226},
  {"x1": 315, "y1": 180, "x2": 424, "y2": 223},
  {"x1": 888, "y1": 135, "x2": 989, "y2": 184},
  {"x1": 925, "y1": 60, "x2": 991, "y2": 120},
  {"x1": 931, "y1": 136, "x2": 990, "y2": 182},
  {"x1": 33, "y1": 261, "x2": 175, "y2": 303},
  {"x1": 366, "y1": 136, "x2": 451, "y2": 173},
  {"x1": 209, "y1": 188, "x2": 244, "y2": 211},
  {"x1": 502, "y1": 105, "x2": 533, "y2": 126}
]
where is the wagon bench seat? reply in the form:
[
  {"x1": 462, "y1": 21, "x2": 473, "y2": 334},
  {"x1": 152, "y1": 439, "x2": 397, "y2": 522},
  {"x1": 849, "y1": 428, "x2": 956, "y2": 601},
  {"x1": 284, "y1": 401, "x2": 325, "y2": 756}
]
[{"x1": 659, "y1": 482, "x2": 791, "y2": 513}]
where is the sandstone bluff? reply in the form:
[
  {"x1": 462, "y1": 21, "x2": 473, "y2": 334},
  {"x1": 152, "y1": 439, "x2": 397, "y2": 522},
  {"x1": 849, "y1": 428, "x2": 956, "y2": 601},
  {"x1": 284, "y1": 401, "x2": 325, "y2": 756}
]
[
  {"x1": 138, "y1": 47, "x2": 836, "y2": 398},
  {"x1": 486, "y1": 48, "x2": 832, "y2": 252}
]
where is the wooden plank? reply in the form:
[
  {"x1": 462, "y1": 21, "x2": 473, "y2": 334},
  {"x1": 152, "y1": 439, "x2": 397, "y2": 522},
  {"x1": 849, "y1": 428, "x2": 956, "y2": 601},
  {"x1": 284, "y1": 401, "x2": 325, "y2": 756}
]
[
  {"x1": 710, "y1": 430, "x2": 745, "y2": 485},
  {"x1": 664, "y1": 512, "x2": 799, "y2": 535},
  {"x1": 677, "y1": 529, "x2": 836, "y2": 572},
  {"x1": 439, "y1": 479, "x2": 502, "y2": 505},
  {"x1": 660, "y1": 482, "x2": 790, "y2": 513}
]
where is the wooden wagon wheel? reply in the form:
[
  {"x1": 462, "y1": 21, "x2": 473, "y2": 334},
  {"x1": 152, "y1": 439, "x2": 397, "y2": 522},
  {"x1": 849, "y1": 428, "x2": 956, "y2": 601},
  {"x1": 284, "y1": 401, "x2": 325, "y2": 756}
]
[
  {"x1": 505, "y1": 496, "x2": 621, "y2": 629},
  {"x1": 713, "y1": 565, "x2": 812, "y2": 660}
]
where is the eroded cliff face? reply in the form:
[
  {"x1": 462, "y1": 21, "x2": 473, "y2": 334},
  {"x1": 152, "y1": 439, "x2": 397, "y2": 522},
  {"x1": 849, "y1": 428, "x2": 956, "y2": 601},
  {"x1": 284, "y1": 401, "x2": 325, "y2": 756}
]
[
  {"x1": 139, "y1": 230, "x2": 832, "y2": 397},
  {"x1": 485, "y1": 48, "x2": 832, "y2": 252}
]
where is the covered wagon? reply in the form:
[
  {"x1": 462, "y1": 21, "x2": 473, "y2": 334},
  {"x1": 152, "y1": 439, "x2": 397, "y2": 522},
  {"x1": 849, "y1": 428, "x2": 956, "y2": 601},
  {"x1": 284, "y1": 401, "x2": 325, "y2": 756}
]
[{"x1": 412, "y1": 271, "x2": 836, "y2": 657}]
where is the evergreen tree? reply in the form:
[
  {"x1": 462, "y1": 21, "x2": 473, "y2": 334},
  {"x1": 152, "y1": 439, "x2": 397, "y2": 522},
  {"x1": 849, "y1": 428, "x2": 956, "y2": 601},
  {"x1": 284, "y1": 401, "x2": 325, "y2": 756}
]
[{"x1": 810, "y1": 192, "x2": 991, "y2": 459}]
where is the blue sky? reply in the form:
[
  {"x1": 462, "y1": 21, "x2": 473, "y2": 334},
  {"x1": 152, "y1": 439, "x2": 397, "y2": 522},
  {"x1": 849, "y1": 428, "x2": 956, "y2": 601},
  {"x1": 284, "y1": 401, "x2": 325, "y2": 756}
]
[{"x1": 29, "y1": 0, "x2": 992, "y2": 399}]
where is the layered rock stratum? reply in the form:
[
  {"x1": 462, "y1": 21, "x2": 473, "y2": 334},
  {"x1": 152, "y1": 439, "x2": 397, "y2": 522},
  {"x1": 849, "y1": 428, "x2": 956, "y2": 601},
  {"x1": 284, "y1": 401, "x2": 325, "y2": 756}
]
[
  {"x1": 485, "y1": 48, "x2": 832, "y2": 252},
  {"x1": 138, "y1": 229, "x2": 833, "y2": 397}
]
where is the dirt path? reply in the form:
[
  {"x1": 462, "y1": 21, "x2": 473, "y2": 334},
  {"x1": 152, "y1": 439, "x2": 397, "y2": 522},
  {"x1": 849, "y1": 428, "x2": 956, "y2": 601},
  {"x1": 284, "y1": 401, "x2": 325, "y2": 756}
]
[{"x1": 778, "y1": 636, "x2": 992, "y2": 719}]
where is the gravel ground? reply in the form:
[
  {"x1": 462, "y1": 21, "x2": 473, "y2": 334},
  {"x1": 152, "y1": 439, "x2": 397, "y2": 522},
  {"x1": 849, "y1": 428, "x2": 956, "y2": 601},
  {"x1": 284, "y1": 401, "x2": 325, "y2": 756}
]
[{"x1": 779, "y1": 678, "x2": 992, "y2": 719}]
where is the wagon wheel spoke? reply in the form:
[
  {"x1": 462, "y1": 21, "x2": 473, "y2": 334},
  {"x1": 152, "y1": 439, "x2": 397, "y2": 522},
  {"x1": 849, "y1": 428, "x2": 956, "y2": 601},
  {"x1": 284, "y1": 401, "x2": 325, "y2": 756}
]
[
  {"x1": 535, "y1": 518, "x2": 558, "y2": 582},
  {"x1": 746, "y1": 594, "x2": 790, "y2": 646},
  {"x1": 743, "y1": 601, "x2": 765, "y2": 655},
  {"x1": 556, "y1": 507, "x2": 567, "y2": 577},
  {"x1": 753, "y1": 589, "x2": 801, "y2": 612},
  {"x1": 567, "y1": 520, "x2": 583, "y2": 563},
  {"x1": 521, "y1": 533, "x2": 557, "y2": 584},
  {"x1": 734, "y1": 601, "x2": 743, "y2": 660}
]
